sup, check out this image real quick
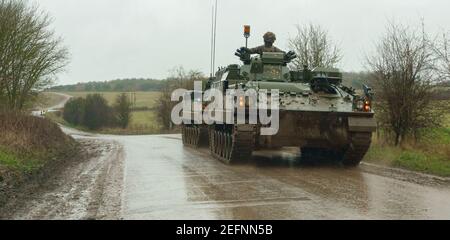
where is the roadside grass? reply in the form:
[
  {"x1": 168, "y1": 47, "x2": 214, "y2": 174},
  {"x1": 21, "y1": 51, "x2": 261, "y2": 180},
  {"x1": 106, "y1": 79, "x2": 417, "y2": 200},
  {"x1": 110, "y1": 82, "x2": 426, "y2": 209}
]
[
  {"x1": 364, "y1": 110, "x2": 450, "y2": 177},
  {"x1": 0, "y1": 148, "x2": 45, "y2": 174},
  {"x1": 0, "y1": 112, "x2": 78, "y2": 205},
  {"x1": 365, "y1": 142, "x2": 450, "y2": 177},
  {"x1": 394, "y1": 151, "x2": 450, "y2": 176}
]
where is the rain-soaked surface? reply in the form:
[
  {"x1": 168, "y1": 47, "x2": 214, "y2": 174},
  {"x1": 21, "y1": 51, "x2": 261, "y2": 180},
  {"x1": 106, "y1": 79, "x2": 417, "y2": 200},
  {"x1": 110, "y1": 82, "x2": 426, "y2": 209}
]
[{"x1": 100, "y1": 134, "x2": 450, "y2": 220}]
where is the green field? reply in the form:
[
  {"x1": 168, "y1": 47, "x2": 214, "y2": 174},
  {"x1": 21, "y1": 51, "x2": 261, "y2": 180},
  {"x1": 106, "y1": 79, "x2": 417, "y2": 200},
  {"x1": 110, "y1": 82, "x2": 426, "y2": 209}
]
[{"x1": 103, "y1": 110, "x2": 162, "y2": 135}]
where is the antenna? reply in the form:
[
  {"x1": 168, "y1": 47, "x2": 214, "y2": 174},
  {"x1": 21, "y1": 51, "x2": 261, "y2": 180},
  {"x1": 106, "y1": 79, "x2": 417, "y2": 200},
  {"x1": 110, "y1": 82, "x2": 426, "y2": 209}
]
[
  {"x1": 210, "y1": 4, "x2": 214, "y2": 77},
  {"x1": 210, "y1": 0, "x2": 218, "y2": 77}
]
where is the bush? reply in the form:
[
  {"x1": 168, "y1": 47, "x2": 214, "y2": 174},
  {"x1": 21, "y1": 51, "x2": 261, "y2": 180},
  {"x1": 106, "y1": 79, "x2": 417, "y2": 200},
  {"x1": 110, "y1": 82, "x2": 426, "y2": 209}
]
[
  {"x1": 63, "y1": 97, "x2": 85, "y2": 125},
  {"x1": 84, "y1": 94, "x2": 114, "y2": 130},
  {"x1": 62, "y1": 94, "x2": 115, "y2": 130},
  {"x1": 114, "y1": 93, "x2": 132, "y2": 129}
]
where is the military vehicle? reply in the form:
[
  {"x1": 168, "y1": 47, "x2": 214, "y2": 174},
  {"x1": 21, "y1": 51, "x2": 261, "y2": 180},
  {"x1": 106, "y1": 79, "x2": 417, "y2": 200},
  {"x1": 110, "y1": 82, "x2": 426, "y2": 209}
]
[{"x1": 181, "y1": 27, "x2": 376, "y2": 166}]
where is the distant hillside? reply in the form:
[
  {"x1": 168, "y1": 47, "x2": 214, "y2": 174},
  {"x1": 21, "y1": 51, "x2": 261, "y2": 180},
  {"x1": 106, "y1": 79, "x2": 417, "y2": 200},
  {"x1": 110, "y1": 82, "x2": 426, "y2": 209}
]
[{"x1": 49, "y1": 78, "x2": 164, "y2": 92}]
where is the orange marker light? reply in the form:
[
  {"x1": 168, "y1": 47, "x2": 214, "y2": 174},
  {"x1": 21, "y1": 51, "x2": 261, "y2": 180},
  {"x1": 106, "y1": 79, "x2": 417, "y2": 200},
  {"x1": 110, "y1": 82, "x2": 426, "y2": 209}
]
[
  {"x1": 363, "y1": 100, "x2": 371, "y2": 112},
  {"x1": 244, "y1": 25, "x2": 251, "y2": 37}
]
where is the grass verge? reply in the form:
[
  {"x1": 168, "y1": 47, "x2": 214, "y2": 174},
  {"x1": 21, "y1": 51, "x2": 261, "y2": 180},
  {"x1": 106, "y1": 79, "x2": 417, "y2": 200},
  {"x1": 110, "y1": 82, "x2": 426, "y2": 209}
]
[
  {"x1": 0, "y1": 148, "x2": 44, "y2": 173},
  {"x1": 0, "y1": 112, "x2": 78, "y2": 207},
  {"x1": 364, "y1": 115, "x2": 450, "y2": 177}
]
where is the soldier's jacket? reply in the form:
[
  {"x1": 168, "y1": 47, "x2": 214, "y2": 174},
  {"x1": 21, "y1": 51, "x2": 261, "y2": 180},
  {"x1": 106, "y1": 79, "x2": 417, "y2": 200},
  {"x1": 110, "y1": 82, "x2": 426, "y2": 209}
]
[{"x1": 249, "y1": 45, "x2": 284, "y2": 55}]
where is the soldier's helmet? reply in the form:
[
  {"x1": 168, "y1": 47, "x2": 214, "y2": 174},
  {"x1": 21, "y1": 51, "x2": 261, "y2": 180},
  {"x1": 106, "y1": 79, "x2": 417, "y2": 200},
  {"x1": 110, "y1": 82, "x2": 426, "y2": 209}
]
[{"x1": 263, "y1": 32, "x2": 276, "y2": 44}]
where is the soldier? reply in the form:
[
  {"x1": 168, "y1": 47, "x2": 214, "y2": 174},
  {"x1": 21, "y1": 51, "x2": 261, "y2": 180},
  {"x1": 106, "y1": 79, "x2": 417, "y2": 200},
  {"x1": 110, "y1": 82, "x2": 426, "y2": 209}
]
[{"x1": 248, "y1": 32, "x2": 285, "y2": 55}]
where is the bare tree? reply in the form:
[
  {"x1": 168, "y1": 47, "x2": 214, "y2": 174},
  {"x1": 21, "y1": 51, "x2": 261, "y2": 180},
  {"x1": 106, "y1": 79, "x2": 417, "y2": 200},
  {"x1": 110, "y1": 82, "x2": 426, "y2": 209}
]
[
  {"x1": 289, "y1": 23, "x2": 342, "y2": 70},
  {"x1": 367, "y1": 21, "x2": 442, "y2": 145},
  {"x1": 167, "y1": 66, "x2": 203, "y2": 90},
  {"x1": 156, "y1": 66, "x2": 205, "y2": 130},
  {"x1": 0, "y1": 0, "x2": 68, "y2": 110},
  {"x1": 432, "y1": 33, "x2": 450, "y2": 82}
]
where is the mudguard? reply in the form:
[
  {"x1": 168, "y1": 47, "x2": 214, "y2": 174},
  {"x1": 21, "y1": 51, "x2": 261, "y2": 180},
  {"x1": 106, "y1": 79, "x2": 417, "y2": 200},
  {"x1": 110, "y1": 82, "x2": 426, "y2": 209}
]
[{"x1": 348, "y1": 117, "x2": 377, "y2": 132}]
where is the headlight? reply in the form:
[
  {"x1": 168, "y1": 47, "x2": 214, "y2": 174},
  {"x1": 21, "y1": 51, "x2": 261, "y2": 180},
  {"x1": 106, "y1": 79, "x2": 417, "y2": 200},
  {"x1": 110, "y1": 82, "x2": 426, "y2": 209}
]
[
  {"x1": 355, "y1": 99, "x2": 371, "y2": 112},
  {"x1": 239, "y1": 96, "x2": 245, "y2": 108},
  {"x1": 356, "y1": 100, "x2": 364, "y2": 110}
]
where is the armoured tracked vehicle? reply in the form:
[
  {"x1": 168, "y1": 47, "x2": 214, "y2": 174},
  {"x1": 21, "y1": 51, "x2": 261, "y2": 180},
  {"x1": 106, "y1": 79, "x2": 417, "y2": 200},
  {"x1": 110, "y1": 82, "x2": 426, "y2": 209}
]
[{"x1": 181, "y1": 28, "x2": 376, "y2": 166}]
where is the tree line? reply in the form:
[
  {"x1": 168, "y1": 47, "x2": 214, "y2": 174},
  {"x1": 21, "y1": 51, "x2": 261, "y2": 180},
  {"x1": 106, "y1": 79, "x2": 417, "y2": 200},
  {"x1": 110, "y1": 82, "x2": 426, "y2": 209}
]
[{"x1": 49, "y1": 78, "x2": 164, "y2": 92}]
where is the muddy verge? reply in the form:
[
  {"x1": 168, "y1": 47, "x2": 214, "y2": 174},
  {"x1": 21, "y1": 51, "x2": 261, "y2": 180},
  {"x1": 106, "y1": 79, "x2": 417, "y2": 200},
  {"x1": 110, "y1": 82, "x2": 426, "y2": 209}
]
[
  {"x1": 360, "y1": 162, "x2": 450, "y2": 187},
  {"x1": 0, "y1": 139, "x2": 124, "y2": 220}
]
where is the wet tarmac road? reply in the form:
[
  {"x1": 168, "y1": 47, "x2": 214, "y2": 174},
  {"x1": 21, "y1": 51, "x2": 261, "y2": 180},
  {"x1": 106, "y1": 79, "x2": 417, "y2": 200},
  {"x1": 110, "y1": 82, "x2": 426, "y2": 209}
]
[{"x1": 100, "y1": 134, "x2": 450, "y2": 220}]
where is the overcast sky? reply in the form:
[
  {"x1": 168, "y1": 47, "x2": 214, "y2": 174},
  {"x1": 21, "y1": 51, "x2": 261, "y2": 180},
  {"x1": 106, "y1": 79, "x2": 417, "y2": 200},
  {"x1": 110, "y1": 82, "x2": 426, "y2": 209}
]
[{"x1": 35, "y1": 0, "x2": 450, "y2": 85}]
